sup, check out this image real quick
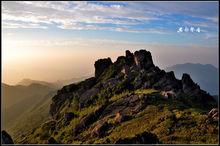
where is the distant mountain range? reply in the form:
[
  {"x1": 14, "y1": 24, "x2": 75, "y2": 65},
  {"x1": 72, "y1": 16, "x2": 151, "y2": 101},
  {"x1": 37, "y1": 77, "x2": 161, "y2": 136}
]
[
  {"x1": 17, "y1": 76, "x2": 90, "y2": 89},
  {"x1": 165, "y1": 63, "x2": 219, "y2": 95},
  {"x1": 2, "y1": 83, "x2": 55, "y2": 136}
]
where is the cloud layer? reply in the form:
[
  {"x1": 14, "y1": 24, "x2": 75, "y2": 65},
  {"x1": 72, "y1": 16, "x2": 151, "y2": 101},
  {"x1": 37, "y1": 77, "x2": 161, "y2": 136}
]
[{"x1": 2, "y1": 1, "x2": 218, "y2": 34}]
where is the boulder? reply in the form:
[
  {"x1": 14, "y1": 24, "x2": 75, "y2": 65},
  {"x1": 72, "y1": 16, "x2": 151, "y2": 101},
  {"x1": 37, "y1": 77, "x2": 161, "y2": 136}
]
[
  {"x1": 1, "y1": 130, "x2": 14, "y2": 144},
  {"x1": 95, "y1": 58, "x2": 113, "y2": 78}
]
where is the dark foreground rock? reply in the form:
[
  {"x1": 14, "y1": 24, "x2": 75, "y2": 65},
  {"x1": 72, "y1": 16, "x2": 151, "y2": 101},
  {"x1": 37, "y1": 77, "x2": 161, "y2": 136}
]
[
  {"x1": 48, "y1": 137, "x2": 58, "y2": 144},
  {"x1": 115, "y1": 131, "x2": 160, "y2": 144},
  {"x1": 1, "y1": 130, "x2": 14, "y2": 144}
]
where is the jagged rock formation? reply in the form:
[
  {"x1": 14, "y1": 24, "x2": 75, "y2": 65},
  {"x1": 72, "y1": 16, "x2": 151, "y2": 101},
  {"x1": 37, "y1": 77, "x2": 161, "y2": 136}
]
[
  {"x1": 1, "y1": 130, "x2": 14, "y2": 144},
  {"x1": 50, "y1": 50, "x2": 212, "y2": 115},
  {"x1": 19, "y1": 49, "x2": 217, "y2": 144},
  {"x1": 134, "y1": 50, "x2": 154, "y2": 70},
  {"x1": 95, "y1": 58, "x2": 113, "y2": 78}
]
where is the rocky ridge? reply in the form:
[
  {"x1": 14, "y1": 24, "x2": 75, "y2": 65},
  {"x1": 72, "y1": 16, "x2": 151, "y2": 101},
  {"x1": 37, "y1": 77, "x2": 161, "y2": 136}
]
[
  {"x1": 15, "y1": 49, "x2": 218, "y2": 144},
  {"x1": 50, "y1": 50, "x2": 215, "y2": 117}
]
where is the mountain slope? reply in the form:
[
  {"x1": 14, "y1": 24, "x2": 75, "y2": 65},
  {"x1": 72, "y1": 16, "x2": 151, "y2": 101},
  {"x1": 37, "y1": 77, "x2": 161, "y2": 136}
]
[
  {"x1": 7, "y1": 90, "x2": 57, "y2": 141},
  {"x1": 1, "y1": 83, "x2": 56, "y2": 135},
  {"x1": 2, "y1": 83, "x2": 55, "y2": 110},
  {"x1": 15, "y1": 50, "x2": 218, "y2": 144},
  {"x1": 165, "y1": 63, "x2": 219, "y2": 95}
]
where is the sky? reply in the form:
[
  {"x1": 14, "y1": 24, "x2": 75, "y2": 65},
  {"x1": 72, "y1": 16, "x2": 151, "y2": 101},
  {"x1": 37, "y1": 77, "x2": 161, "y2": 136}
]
[{"x1": 2, "y1": 1, "x2": 219, "y2": 85}]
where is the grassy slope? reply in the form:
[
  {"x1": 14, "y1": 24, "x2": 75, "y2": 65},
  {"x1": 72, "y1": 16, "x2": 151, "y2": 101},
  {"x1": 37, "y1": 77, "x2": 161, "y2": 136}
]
[
  {"x1": 19, "y1": 89, "x2": 218, "y2": 144},
  {"x1": 6, "y1": 91, "x2": 57, "y2": 141}
]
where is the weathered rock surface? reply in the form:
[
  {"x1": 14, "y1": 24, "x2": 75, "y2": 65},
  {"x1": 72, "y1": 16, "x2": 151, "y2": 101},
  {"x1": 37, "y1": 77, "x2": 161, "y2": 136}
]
[
  {"x1": 208, "y1": 108, "x2": 219, "y2": 121},
  {"x1": 50, "y1": 77, "x2": 97, "y2": 117},
  {"x1": 91, "y1": 121, "x2": 109, "y2": 138},
  {"x1": 73, "y1": 105, "x2": 106, "y2": 136},
  {"x1": 182, "y1": 73, "x2": 200, "y2": 94}
]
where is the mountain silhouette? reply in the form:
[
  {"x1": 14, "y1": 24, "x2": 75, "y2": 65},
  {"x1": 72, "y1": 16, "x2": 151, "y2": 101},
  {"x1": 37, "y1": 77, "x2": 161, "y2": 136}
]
[{"x1": 165, "y1": 63, "x2": 219, "y2": 95}]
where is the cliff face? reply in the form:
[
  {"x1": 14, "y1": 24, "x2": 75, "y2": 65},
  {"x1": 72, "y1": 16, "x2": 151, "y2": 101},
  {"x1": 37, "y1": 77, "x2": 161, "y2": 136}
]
[{"x1": 18, "y1": 50, "x2": 218, "y2": 144}]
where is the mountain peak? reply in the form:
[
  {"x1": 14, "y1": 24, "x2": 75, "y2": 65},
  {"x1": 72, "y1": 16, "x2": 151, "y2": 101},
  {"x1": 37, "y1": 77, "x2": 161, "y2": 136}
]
[
  {"x1": 133, "y1": 49, "x2": 154, "y2": 70},
  {"x1": 49, "y1": 49, "x2": 216, "y2": 118},
  {"x1": 18, "y1": 49, "x2": 218, "y2": 144}
]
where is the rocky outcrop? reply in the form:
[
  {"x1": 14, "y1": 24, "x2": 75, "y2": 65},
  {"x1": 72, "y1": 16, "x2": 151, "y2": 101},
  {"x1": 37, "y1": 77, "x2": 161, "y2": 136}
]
[
  {"x1": 50, "y1": 49, "x2": 215, "y2": 120},
  {"x1": 91, "y1": 121, "x2": 109, "y2": 138},
  {"x1": 208, "y1": 108, "x2": 218, "y2": 121},
  {"x1": 134, "y1": 50, "x2": 154, "y2": 70},
  {"x1": 182, "y1": 73, "x2": 200, "y2": 94},
  {"x1": 115, "y1": 131, "x2": 159, "y2": 144},
  {"x1": 101, "y1": 93, "x2": 148, "y2": 117},
  {"x1": 50, "y1": 77, "x2": 97, "y2": 117},
  {"x1": 95, "y1": 58, "x2": 113, "y2": 78},
  {"x1": 45, "y1": 49, "x2": 217, "y2": 144},
  {"x1": 155, "y1": 71, "x2": 182, "y2": 91},
  {"x1": 181, "y1": 73, "x2": 215, "y2": 104},
  {"x1": 125, "y1": 50, "x2": 135, "y2": 66},
  {"x1": 73, "y1": 105, "x2": 106, "y2": 136},
  {"x1": 1, "y1": 130, "x2": 14, "y2": 144}
]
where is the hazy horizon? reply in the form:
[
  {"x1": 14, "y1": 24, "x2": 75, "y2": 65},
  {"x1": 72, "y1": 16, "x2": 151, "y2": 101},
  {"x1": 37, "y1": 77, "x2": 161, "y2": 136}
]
[{"x1": 2, "y1": 1, "x2": 219, "y2": 85}]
